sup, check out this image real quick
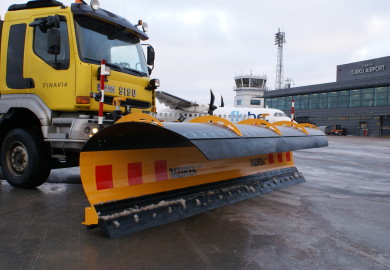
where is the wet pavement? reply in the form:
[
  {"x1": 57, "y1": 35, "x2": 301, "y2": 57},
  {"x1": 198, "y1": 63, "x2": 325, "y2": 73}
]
[{"x1": 1, "y1": 136, "x2": 390, "y2": 270}]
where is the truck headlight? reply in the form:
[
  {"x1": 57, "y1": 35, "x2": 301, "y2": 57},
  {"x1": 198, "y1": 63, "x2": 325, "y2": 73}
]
[
  {"x1": 90, "y1": 0, "x2": 100, "y2": 10},
  {"x1": 145, "y1": 79, "x2": 160, "y2": 90}
]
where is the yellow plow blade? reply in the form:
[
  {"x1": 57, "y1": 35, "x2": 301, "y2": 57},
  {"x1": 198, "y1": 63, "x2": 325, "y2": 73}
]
[{"x1": 80, "y1": 115, "x2": 327, "y2": 238}]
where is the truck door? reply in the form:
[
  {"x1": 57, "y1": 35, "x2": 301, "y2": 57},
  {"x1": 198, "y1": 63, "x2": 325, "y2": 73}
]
[{"x1": 25, "y1": 14, "x2": 75, "y2": 110}]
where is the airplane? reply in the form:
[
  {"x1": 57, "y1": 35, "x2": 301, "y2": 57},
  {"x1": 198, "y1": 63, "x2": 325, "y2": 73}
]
[{"x1": 153, "y1": 90, "x2": 293, "y2": 123}]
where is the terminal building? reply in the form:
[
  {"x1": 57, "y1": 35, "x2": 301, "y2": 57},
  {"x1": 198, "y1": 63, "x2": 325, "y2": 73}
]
[{"x1": 263, "y1": 56, "x2": 390, "y2": 136}]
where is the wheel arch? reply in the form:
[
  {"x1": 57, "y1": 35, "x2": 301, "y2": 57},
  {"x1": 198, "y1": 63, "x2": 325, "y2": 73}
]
[
  {"x1": 0, "y1": 94, "x2": 52, "y2": 152},
  {"x1": 0, "y1": 108, "x2": 46, "y2": 155}
]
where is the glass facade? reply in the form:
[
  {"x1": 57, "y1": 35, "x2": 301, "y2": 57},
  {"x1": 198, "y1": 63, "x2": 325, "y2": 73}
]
[
  {"x1": 251, "y1": 79, "x2": 265, "y2": 88},
  {"x1": 265, "y1": 86, "x2": 390, "y2": 110},
  {"x1": 235, "y1": 78, "x2": 266, "y2": 88}
]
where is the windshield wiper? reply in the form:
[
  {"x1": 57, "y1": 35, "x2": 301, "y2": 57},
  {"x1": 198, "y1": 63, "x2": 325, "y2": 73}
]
[
  {"x1": 106, "y1": 62, "x2": 122, "y2": 72},
  {"x1": 83, "y1": 58, "x2": 122, "y2": 72},
  {"x1": 83, "y1": 57, "x2": 100, "y2": 64},
  {"x1": 122, "y1": 67, "x2": 148, "y2": 77},
  {"x1": 82, "y1": 57, "x2": 147, "y2": 76}
]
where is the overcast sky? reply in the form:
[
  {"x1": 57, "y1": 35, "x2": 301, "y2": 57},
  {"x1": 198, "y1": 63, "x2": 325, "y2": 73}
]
[{"x1": 1, "y1": 0, "x2": 390, "y2": 105}]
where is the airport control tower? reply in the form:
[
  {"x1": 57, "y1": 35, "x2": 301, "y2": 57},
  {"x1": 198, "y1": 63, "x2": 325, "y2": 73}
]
[{"x1": 234, "y1": 72, "x2": 267, "y2": 108}]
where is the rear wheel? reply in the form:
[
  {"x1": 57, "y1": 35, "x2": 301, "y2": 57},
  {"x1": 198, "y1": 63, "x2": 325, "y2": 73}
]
[{"x1": 0, "y1": 128, "x2": 51, "y2": 188}]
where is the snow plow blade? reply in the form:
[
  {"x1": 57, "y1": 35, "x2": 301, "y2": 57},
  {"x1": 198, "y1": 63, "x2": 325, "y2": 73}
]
[{"x1": 80, "y1": 115, "x2": 327, "y2": 238}]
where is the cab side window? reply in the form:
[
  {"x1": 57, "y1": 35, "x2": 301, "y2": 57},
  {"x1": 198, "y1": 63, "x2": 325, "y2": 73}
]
[{"x1": 33, "y1": 19, "x2": 70, "y2": 70}]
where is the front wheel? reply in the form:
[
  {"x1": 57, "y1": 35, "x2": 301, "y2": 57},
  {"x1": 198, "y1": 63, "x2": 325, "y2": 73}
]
[{"x1": 0, "y1": 128, "x2": 51, "y2": 188}]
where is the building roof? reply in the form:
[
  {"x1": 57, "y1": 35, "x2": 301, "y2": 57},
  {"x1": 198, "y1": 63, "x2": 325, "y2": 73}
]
[{"x1": 264, "y1": 75, "x2": 390, "y2": 98}]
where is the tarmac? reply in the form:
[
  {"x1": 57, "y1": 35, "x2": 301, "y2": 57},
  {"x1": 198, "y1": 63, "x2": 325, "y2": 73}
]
[{"x1": 1, "y1": 136, "x2": 390, "y2": 270}]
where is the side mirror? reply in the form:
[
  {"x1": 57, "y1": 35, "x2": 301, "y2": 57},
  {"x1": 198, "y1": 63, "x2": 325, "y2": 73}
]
[
  {"x1": 147, "y1": 45, "x2": 155, "y2": 66},
  {"x1": 47, "y1": 28, "x2": 60, "y2": 55}
]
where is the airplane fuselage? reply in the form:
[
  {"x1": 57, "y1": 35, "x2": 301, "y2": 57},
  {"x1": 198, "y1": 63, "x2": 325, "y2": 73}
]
[{"x1": 154, "y1": 104, "x2": 292, "y2": 123}]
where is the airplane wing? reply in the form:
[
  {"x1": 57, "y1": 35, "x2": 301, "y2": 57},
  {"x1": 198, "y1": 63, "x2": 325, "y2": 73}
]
[{"x1": 156, "y1": 91, "x2": 198, "y2": 109}]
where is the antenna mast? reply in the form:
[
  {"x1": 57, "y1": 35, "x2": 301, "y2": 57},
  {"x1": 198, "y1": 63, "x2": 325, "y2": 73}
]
[{"x1": 274, "y1": 28, "x2": 286, "y2": 90}]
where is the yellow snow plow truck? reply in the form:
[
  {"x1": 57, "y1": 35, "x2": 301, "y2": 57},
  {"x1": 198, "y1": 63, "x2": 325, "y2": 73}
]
[{"x1": 0, "y1": 0, "x2": 328, "y2": 238}]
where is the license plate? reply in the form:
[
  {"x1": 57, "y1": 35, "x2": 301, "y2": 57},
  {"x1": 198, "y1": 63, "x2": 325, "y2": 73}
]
[{"x1": 97, "y1": 84, "x2": 115, "y2": 93}]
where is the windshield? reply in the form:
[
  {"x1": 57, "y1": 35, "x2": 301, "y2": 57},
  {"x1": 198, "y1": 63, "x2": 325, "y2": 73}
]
[{"x1": 74, "y1": 15, "x2": 148, "y2": 76}]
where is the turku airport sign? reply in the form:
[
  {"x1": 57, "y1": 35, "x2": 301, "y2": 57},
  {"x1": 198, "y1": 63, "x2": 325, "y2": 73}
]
[
  {"x1": 351, "y1": 63, "x2": 386, "y2": 75},
  {"x1": 336, "y1": 56, "x2": 390, "y2": 82}
]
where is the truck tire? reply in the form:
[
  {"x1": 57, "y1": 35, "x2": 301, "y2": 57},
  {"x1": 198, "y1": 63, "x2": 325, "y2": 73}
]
[{"x1": 0, "y1": 128, "x2": 51, "y2": 188}]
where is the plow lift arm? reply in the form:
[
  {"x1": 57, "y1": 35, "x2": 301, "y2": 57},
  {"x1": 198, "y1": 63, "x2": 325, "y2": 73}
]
[{"x1": 80, "y1": 114, "x2": 327, "y2": 238}]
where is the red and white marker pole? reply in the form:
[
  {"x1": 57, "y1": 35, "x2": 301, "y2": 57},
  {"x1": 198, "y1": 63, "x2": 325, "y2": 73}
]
[
  {"x1": 291, "y1": 99, "x2": 295, "y2": 122},
  {"x1": 98, "y1": 59, "x2": 106, "y2": 130}
]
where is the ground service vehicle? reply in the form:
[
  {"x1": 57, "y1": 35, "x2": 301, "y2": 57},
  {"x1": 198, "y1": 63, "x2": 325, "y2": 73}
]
[
  {"x1": 0, "y1": 0, "x2": 328, "y2": 238},
  {"x1": 0, "y1": 0, "x2": 158, "y2": 188},
  {"x1": 330, "y1": 125, "x2": 347, "y2": 135}
]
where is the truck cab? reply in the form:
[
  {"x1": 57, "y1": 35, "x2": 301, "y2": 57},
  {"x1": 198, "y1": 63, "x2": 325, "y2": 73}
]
[{"x1": 0, "y1": 0, "x2": 158, "y2": 188}]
